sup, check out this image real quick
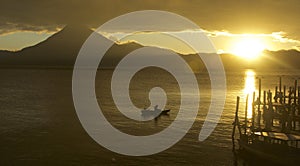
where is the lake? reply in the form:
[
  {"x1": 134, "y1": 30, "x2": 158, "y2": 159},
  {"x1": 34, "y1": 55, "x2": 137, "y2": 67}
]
[{"x1": 1, "y1": 68, "x2": 299, "y2": 165}]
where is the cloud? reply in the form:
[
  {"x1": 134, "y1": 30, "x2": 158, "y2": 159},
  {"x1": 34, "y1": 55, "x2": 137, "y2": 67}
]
[
  {"x1": 0, "y1": 22, "x2": 61, "y2": 36},
  {"x1": 100, "y1": 29, "x2": 300, "y2": 54},
  {"x1": 0, "y1": 0, "x2": 300, "y2": 40},
  {"x1": 205, "y1": 30, "x2": 300, "y2": 52}
]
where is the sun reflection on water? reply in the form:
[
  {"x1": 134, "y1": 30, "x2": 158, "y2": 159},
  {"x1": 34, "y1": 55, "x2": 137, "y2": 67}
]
[{"x1": 244, "y1": 70, "x2": 256, "y2": 118}]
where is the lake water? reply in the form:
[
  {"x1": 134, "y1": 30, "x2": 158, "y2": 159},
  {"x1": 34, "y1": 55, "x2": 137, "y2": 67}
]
[{"x1": 0, "y1": 68, "x2": 299, "y2": 165}]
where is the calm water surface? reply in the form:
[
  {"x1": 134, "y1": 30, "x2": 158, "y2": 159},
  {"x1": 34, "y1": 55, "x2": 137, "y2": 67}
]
[{"x1": 0, "y1": 68, "x2": 299, "y2": 165}]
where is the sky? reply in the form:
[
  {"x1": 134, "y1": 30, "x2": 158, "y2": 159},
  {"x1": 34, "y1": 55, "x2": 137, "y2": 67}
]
[{"x1": 1, "y1": 0, "x2": 300, "y2": 55}]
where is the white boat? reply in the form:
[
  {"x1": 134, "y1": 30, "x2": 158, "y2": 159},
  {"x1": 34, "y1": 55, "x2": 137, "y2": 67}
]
[{"x1": 141, "y1": 105, "x2": 170, "y2": 117}]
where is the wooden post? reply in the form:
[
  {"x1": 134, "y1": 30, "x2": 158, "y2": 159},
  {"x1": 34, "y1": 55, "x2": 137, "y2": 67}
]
[
  {"x1": 270, "y1": 91, "x2": 273, "y2": 127},
  {"x1": 298, "y1": 86, "x2": 300, "y2": 115},
  {"x1": 252, "y1": 92, "x2": 256, "y2": 129},
  {"x1": 259, "y1": 79, "x2": 261, "y2": 101},
  {"x1": 297, "y1": 86, "x2": 300, "y2": 130},
  {"x1": 279, "y1": 77, "x2": 283, "y2": 104},
  {"x1": 258, "y1": 79, "x2": 262, "y2": 128},
  {"x1": 264, "y1": 91, "x2": 267, "y2": 105},
  {"x1": 279, "y1": 77, "x2": 282, "y2": 93},
  {"x1": 275, "y1": 86, "x2": 278, "y2": 102},
  {"x1": 293, "y1": 80, "x2": 297, "y2": 130},
  {"x1": 289, "y1": 87, "x2": 292, "y2": 105},
  {"x1": 263, "y1": 91, "x2": 267, "y2": 130},
  {"x1": 244, "y1": 94, "x2": 249, "y2": 134},
  {"x1": 294, "y1": 80, "x2": 297, "y2": 104},
  {"x1": 284, "y1": 85, "x2": 286, "y2": 104},
  {"x1": 265, "y1": 90, "x2": 272, "y2": 130},
  {"x1": 263, "y1": 90, "x2": 267, "y2": 107},
  {"x1": 232, "y1": 96, "x2": 241, "y2": 151},
  {"x1": 288, "y1": 87, "x2": 292, "y2": 130}
]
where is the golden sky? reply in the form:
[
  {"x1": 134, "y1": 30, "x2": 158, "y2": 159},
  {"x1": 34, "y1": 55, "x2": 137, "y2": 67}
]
[{"x1": 0, "y1": 0, "x2": 300, "y2": 56}]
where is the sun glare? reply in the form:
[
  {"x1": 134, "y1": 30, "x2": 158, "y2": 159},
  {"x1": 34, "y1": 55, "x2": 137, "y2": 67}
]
[
  {"x1": 244, "y1": 70, "x2": 256, "y2": 118},
  {"x1": 231, "y1": 37, "x2": 266, "y2": 59}
]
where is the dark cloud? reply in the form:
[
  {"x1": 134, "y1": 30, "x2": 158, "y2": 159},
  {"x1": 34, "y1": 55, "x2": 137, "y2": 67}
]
[
  {"x1": 1, "y1": 0, "x2": 300, "y2": 39},
  {"x1": 0, "y1": 22, "x2": 60, "y2": 35}
]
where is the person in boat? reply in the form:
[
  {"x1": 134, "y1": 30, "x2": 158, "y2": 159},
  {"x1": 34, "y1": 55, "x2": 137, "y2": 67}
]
[
  {"x1": 155, "y1": 105, "x2": 164, "y2": 114},
  {"x1": 154, "y1": 105, "x2": 159, "y2": 112}
]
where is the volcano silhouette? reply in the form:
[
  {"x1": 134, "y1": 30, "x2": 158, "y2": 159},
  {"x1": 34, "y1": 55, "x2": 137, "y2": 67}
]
[
  {"x1": 0, "y1": 25, "x2": 92, "y2": 66},
  {"x1": 0, "y1": 25, "x2": 142, "y2": 68},
  {"x1": 1, "y1": 25, "x2": 300, "y2": 70}
]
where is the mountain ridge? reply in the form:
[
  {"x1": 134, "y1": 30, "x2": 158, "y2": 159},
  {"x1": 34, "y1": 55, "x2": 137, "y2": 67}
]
[{"x1": 1, "y1": 26, "x2": 300, "y2": 71}]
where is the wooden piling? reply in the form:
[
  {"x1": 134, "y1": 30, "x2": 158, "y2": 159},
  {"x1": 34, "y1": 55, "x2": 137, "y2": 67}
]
[
  {"x1": 293, "y1": 80, "x2": 297, "y2": 130},
  {"x1": 258, "y1": 79, "x2": 262, "y2": 128},
  {"x1": 284, "y1": 86, "x2": 286, "y2": 104},
  {"x1": 252, "y1": 92, "x2": 256, "y2": 128},
  {"x1": 289, "y1": 87, "x2": 292, "y2": 105},
  {"x1": 245, "y1": 94, "x2": 249, "y2": 134},
  {"x1": 298, "y1": 86, "x2": 300, "y2": 114},
  {"x1": 265, "y1": 90, "x2": 273, "y2": 130},
  {"x1": 288, "y1": 87, "x2": 292, "y2": 130},
  {"x1": 294, "y1": 80, "x2": 297, "y2": 104},
  {"x1": 279, "y1": 77, "x2": 283, "y2": 104},
  {"x1": 279, "y1": 77, "x2": 282, "y2": 93},
  {"x1": 263, "y1": 91, "x2": 267, "y2": 129},
  {"x1": 270, "y1": 91, "x2": 274, "y2": 127},
  {"x1": 232, "y1": 96, "x2": 241, "y2": 151},
  {"x1": 259, "y1": 79, "x2": 261, "y2": 101},
  {"x1": 275, "y1": 86, "x2": 278, "y2": 102},
  {"x1": 263, "y1": 90, "x2": 267, "y2": 107},
  {"x1": 238, "y1": 77, "x2": 300, "y2": 133}
]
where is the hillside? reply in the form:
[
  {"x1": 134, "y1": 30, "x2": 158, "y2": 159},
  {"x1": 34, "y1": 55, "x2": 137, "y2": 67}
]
[
  {"x1": 0, "y1": 25, "x2": 93, "y2": 67},
  {"x1": 1, "y1": 25, "x2": 300, "y2": 71}
]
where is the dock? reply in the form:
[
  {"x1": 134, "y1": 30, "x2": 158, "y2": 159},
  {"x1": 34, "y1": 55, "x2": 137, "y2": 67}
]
[
  {"x1": 237, "y1": 77, "x2": 300, "y2": 133},
  {"x1": 232, "y1": 77, "x2": 300, "y2": 165}
]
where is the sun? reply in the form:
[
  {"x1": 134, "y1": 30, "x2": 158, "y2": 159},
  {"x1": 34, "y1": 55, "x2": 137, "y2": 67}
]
[{"x1": 231, "y1": 37, "x2": 266, "y2": 59}]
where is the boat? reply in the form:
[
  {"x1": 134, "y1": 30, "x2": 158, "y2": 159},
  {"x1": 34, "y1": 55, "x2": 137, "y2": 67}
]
[
  {"x1": 237, "y1": 131, "x2": 300, "y2": 165},
  {"x1": 141, "y1": 105, "x2": 171, "y2": 117},
  {"x1": 160, "y1": 109, "x2": 170, "y2": 115},
  {"x1": 141, "y1": 109, "x2": 171, "y2": 117}
]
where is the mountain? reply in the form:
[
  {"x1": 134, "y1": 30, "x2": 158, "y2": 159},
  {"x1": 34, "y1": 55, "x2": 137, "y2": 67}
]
[
  {"x1": 99, "y1": 41, "x2": 143, "y2": 68},
  {"x1": 0, "y1": 25, "x2": 147, "y2": 68},
  {"x1": 261, "y1": 49, "x2": 300, "y2": 69},
  {"x1": 219, "y1": 49, "x2": 300, "y2": 70},
  {"x1": 0, "y1": 25, "x2": 201, "y2": 70},
  {"x1": 0, "y1": 25, "x2": 94, "y2": 67},
  {"x1": 1, "y1": 25, "x2": 300, "y2": 71}
]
